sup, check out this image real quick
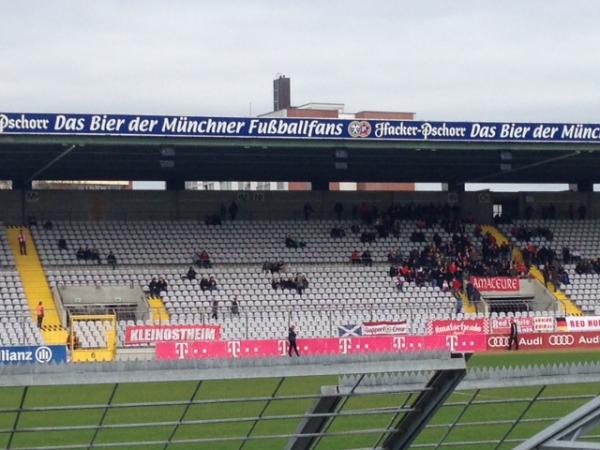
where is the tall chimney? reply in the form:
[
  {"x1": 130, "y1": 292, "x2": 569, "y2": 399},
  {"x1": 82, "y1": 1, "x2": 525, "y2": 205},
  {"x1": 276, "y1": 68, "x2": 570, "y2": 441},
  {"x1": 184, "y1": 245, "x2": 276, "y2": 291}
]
[{"x1": 273, "y1": 75, "x2": 291, "y2": 111}]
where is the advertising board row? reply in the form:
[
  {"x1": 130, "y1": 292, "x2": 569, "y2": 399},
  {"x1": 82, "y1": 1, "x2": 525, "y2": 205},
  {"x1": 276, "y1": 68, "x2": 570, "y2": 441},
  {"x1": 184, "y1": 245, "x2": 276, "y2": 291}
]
[
  {"x1": 427, "y1": 316, "x2": 556, "y2": 336},
  {"x1": 155, "y1": 334, "x2": 486, "y2": 360},
  {"x1": 2, "y1": 112, "x2": 600, "y2": 144}
]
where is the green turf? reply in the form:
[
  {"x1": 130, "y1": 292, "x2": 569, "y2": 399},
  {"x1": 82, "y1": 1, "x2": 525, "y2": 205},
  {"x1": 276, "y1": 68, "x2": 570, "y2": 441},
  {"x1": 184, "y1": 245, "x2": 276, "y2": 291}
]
[{"x1": 3, "y1": 352, "x2": 600, "y2": 449}]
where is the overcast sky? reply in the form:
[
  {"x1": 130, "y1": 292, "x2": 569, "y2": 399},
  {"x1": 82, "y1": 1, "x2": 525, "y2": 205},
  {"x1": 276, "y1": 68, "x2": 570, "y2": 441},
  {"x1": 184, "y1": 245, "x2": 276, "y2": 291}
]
[{"x1": 2, "y1": 0, "x2": 600, "y2": 122}]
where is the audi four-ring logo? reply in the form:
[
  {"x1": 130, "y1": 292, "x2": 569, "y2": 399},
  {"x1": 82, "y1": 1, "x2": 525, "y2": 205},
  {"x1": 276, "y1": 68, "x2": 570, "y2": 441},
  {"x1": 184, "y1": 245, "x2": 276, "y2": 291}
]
[
  {"x1": 487, "y1": 336, "x2": 510, "y2": 348},
  {"x1": 548, "y1": 335, "x2": 575, "y2": 346}
]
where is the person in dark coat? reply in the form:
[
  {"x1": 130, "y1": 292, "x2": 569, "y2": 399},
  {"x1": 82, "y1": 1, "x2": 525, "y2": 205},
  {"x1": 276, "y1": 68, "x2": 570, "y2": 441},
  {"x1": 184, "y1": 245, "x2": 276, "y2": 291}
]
[
  {"x1": 229, "y1": 202, "x2": 238, "y2": 220},
  {"x1": 211, "y1": 300, "x2": 219, "y2": 320},
  {"x1": 288, "y1": 325, "x2": 300, "y2": 357},
  {"x1": 508, "y1": 319, "x2": 519, "y2": 350}
]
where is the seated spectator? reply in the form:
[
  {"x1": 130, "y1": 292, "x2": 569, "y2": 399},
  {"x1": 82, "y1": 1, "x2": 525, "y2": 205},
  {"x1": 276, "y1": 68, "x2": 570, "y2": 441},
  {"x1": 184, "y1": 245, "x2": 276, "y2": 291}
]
[
  {"x1": 303, "y1": 202, "x2": 314, "y2": 220},
  {"x1": 351, "y1": 250, "x2": 361, "y2": 264},
  {"x1": 389, "y1": 265, "x2": 399, "y2": 278},
  {"x1": 43, "y1": 220, "x2": 53, "y2": 230},
  {"x1": 76, "y1": 246, "x2": 85, "y2": 260},
  {"x1": 360, "y1": 231, "x2": 376, "y2": 243},
  {"x1": 230, "y1": 298, "x2": 239, "y2": 315},
  {"x1": 200, "y1": 276, "x2": 210, "y2": 291},
  {"x1": 58, "y1": 238, "x2": 67, "y2": 251},
  {"x1": 451, "y1": 278, "x2": 462, "y2": 293},
  {"x1": 148, "y1": 277, "x2": 159, "y2": 296},
  {"x1": 410, "y1": 231, "x2": 425, "y2": 242},
  {"x1": 208, "y1": 276, "x2": 217, "y2": 291},
  {"x1": 285, "y1": 235, "x2": 294, "y2": 248},
  {"x1": 271, "y1": 276, "x2": 280, "y2": 290},
  {"x1": 106, "y1": 251, "x2": 117, "y2": 269},
  {"x1": 91, "y1": 247, "x2": 101, "y2": 265},
  {"x1": 211, "y1": 300, "x2": 219, "y2": 319},
  {"x1": 183, "y1": 266, "x2": 197, "y2": 280},
  {"x1": 441, "y1": 279, "x2": 450, "y2": 292},
  {"x1": 195, "y1": 250, "x2": 212, "y2": 268},
  {"x1": 394, "y1": 274, "x2": 405, "y2": 292},
  {"x1": 334, "y1": 202, "x2": 344, "y2": 220},
  {"x1": 263, "y1": 261, "x2": 286, "y2": 273},
  {"x1": 330, "y1": 227, "x2": 345, "y2": 238},
  {"x1": 157, "y1": 276, "x2": 168, "y2": 293},
  {"x1": 350, "y1": 224, "x2": 360, "y2": 234},
  {"x1": 455, "y1": 295, "x2": 463, "y2": 314},
  {"x1": 362, "y1": 250, "x2": 373, "y2": 266},
  {"x1": 204, "y1": 215, "x2": 221, "y2": 226},
  {"x1": 285, "y1": 235, "x2": 306, "y2": 249},
  {"x1": 295, "y1": 273, "x2": 308, "y2": 295},
  {"x1": 282, "y1": 276, "x2": 297, "y2": 290}
]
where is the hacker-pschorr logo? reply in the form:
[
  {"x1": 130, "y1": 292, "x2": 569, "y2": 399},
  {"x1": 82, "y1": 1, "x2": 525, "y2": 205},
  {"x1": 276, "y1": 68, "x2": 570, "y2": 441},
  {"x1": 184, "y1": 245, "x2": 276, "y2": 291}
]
[
  {"x1": 0, "y1": 114, "x2": 8, "y2": 133},
  {"x1": 348, "y1": 120, "x2": 372, "y2": 138}
]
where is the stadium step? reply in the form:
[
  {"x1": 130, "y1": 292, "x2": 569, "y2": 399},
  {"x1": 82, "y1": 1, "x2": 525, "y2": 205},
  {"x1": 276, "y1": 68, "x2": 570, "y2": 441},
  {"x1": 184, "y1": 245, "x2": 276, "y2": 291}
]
[
  {"x1": 5, "y1": 226, "x2": 69, "y2": 345},
  {"x1": 481, "y1": 224, "x2": 509, "y2": 246},
  {"x1": 148, "y1": 296, "x2": 170, "y2": 322},
  {"x1": 458, "y1": 290, "x2": 477, "y2": 314},
  {"x1": 529, "y1": 265, "x2": 582, "y2": 316}
]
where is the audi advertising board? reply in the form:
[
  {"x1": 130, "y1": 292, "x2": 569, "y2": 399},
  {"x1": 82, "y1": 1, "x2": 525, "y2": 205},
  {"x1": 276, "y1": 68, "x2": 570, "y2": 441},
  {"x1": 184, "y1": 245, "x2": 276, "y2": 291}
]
[
  {"x1": 486, "y1": 332, "x2": 600, "y2": 351},
  {"x1": 0, "y1": 345, "x2": 68, "y2": 364}
]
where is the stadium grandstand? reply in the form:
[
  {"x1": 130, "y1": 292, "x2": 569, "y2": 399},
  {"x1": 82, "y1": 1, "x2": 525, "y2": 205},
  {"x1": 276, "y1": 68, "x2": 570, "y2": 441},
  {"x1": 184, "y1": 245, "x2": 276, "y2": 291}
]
[{"x1": 3, "y1": 108, "x2": 600, "y2": 449}]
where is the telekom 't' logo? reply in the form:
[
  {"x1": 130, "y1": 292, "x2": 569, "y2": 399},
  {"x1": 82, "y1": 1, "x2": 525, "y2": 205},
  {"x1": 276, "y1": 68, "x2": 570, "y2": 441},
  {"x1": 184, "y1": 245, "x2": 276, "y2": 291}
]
[
  {"x1": 339, "y1": 338, "x2": 351, "y2": 354},
  {"x1": 277, "y1": 340, "x2": 288, "y2": 356},
  {"x1": 445, "y1": 335, "x2": 458, "y2": 351},
  {"x1": 175, "y1": 342, "x2": 189, "y2": 359},
  {"x1": 228, "y1": 341, "x2": 241, "y2": 358}
]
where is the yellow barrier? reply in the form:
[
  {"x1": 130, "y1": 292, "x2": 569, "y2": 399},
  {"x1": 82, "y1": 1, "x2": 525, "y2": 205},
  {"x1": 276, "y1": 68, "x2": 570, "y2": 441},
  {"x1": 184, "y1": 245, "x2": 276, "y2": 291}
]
[{"x1": 69, "y1": 314, "x2": 117, "y2": 362}]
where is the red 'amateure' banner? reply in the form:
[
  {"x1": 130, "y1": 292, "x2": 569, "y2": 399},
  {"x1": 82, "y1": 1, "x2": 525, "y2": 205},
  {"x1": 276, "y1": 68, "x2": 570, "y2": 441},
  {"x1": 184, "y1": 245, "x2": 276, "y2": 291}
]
[
  {"x1": 428, "y1": 319, "x2": 489, "y2": 335},
  {"x1": 155, "y1": 335, "x2": 487, "y2": 360},
  {"x1": 125, "y1": 325, "x2": 221, "y2": 345},
  {"x1": 470, "y1": 276, "x2": 520, "y2": 292},
  {"x1": 486, "y1": 331, "x2": 600, "y2": 351}
]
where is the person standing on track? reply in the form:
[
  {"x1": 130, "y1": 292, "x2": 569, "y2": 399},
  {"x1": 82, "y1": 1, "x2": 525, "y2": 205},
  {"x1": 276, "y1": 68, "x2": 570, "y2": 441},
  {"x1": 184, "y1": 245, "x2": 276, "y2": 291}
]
[
  {"x1": 507, "y1": 318, "x2": 519, "y2": 350},
  {"x1": 288, "y1": 325, "x2": 300, "y2": 357}
]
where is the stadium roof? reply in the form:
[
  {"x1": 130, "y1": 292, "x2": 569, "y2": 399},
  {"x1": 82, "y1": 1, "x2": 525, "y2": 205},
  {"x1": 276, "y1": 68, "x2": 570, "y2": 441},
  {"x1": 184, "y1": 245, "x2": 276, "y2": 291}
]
[{"x1": 2, "y1": 112, "x2": 600, "y2": 186}]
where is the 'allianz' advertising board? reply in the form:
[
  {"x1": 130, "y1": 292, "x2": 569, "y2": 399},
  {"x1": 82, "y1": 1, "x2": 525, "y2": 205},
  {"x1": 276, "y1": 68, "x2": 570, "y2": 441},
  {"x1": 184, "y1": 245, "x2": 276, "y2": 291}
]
[
  {"x1": 2, "y1": 112, "x2": 600, "y2": 143},
  {"x1": 0, "y1": 345, "x2": 68, "y2": 364}
]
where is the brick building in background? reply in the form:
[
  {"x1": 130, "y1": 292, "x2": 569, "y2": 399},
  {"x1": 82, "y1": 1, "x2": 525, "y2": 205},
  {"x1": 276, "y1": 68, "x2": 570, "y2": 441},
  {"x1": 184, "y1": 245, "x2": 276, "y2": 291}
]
[{"x1": 190, "y1": 76, "x2": 417, "y2": 192}]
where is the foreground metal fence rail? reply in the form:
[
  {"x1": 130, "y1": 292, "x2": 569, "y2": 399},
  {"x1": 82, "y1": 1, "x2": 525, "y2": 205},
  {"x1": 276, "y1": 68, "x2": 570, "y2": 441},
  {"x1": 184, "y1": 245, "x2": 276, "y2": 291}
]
[{"x1": 0, "y1": 354, "x2": 600, "y2": 449}]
